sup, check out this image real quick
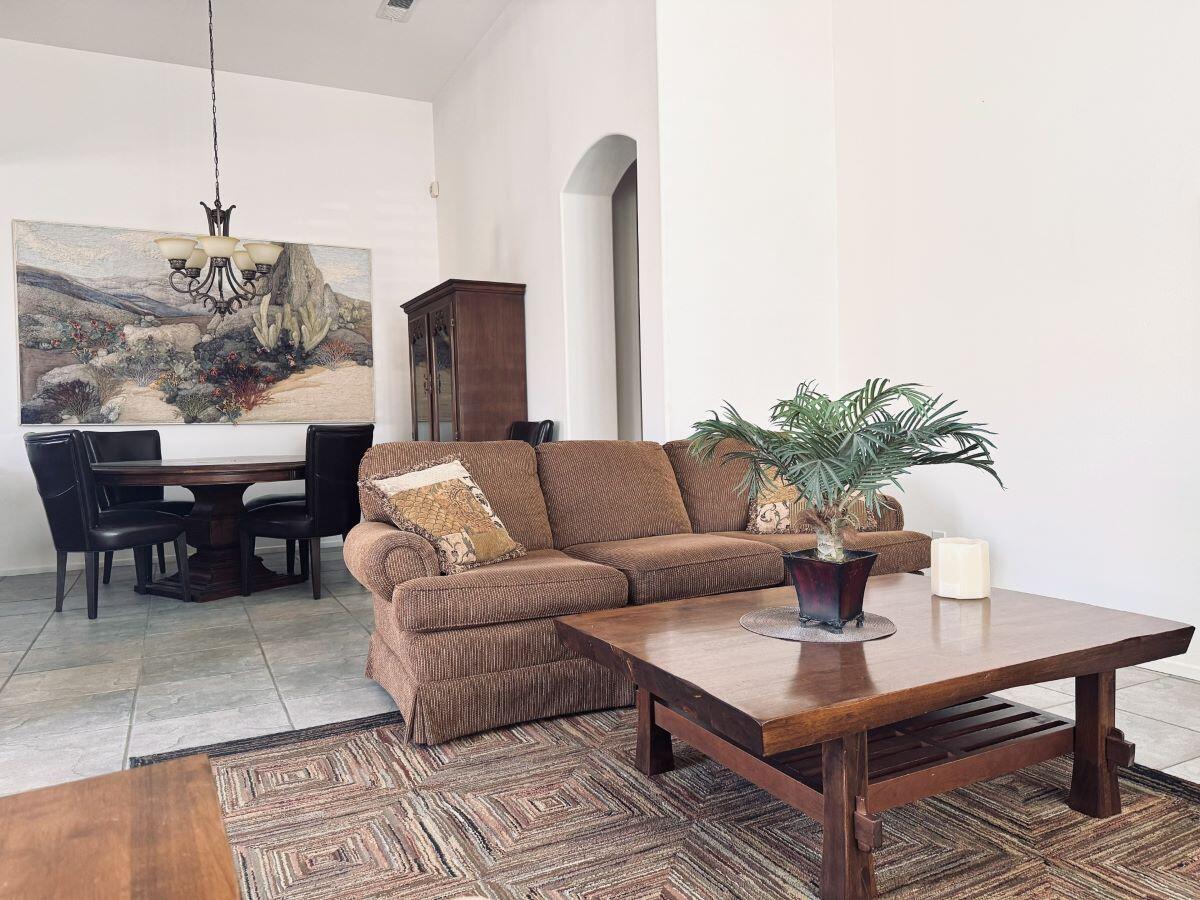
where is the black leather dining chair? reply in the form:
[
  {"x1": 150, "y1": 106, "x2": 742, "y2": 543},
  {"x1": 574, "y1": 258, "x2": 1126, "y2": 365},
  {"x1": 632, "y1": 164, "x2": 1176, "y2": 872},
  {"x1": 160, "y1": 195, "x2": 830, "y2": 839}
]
[
  {"x1": 83, "y1": 430, "x2": 193, "y2": 583},
  {"x1": 507, "y1": 419, "x2": 554, "y2": 446},
  {"x1": 240, "y1": 423, "x2": 358, "y2": 577},
  {"x1": 239, "y1": 424, "x2": 374, "y2": 599},
  {"x1": 25, "y1": 431, "x2": 191, "y2": 618}
]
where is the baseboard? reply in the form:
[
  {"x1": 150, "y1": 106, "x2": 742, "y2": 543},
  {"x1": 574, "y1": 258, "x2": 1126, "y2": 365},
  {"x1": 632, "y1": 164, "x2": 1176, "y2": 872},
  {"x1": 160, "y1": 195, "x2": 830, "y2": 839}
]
[
  {"x1": 0, "y1": 537, "x2": 344, "y2": 578},
  {"x1": 1141, "y1": 655, "x2": 1200, "y2": 684}
]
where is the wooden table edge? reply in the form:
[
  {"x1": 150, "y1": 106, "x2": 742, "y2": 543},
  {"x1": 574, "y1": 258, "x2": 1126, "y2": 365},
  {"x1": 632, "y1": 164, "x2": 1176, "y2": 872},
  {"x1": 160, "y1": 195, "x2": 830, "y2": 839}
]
[
  {"x1": 92, "y1": 458, "x2": 305, "y2": 487},
  {"x1": 0, "y1": 753, "x2": 238, "y2": 900},
  {"x1": 554, "y1": 617, "x2": 1194, "y2": 757},
  {"x1": 555, "y1": 617, "x2": 768, "y2": 752}
]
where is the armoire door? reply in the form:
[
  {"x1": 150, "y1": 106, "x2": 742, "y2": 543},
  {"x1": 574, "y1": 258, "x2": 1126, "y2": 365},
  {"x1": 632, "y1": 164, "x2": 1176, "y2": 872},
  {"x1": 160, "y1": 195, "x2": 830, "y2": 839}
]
[
  {"x1": 409, "y1": 314, "x2": 434, "y2": 440},
  {"x1": 430, "y1": 302, "x2": 458, "y2": 441}
]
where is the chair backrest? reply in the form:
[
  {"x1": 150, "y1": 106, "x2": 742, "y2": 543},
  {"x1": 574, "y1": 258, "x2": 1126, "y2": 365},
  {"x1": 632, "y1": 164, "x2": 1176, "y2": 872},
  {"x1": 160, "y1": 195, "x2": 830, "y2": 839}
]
[
  {"x1": 306, "y1": 424, "x2": 375, "y2": 535},
  {"x1": 82, "y1": 429, "x2": 164, "y2": 507},
  {"x1": 507, "y1": 420, "x2": 554, "y2": 447},
  {"x1": 25, "y1": 430, "x2": 102, "y2": 552}
]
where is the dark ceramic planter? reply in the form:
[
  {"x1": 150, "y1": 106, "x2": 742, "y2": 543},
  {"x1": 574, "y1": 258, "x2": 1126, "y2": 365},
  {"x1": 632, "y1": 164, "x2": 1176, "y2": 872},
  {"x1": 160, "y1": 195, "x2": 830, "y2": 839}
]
[{"x1": 782, "y1": 548, "x2": 878, "y2": 632}]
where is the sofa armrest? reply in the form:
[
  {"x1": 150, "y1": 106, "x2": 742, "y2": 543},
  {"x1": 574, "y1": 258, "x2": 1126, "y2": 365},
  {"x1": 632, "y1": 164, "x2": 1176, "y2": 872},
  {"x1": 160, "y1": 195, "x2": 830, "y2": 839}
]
[
  {"x1": 875, "y1": 494, "x2": 905, "y2": 532},
  {"x1": 343, "y1": 521, "x2": 440, "y2": 601}
]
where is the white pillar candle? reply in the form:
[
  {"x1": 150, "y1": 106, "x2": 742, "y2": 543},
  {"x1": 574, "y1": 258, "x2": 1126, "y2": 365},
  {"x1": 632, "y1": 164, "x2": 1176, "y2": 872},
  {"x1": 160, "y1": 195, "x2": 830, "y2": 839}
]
[{"x1": 931, "y1": 537, "x2": 990, "y2": 599}]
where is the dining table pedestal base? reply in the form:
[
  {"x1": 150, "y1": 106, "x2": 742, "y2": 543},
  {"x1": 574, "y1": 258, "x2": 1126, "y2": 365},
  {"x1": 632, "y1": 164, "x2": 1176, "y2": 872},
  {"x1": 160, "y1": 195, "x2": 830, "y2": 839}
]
[
  {"x1": 91, "y1": 458, "x2": 310, "y2": 604},
  {"x1": 137, "y1": 481, "x2": 304, "y2": 603},
  {"x1": 137, "y1": 552, "x2": 304, "y2": 603}
]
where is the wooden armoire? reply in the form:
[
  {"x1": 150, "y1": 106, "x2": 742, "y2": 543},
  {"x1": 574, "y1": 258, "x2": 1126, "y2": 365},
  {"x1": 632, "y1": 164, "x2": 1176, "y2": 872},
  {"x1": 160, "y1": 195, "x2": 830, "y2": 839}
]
[{"x1": 403, "y1": 280, "x2": 527, "y2": 442}]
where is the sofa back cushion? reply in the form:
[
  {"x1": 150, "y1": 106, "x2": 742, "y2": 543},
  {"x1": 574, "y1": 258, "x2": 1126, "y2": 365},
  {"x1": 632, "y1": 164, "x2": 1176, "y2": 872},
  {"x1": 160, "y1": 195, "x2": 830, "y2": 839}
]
[
  {"x1": 536, "y1": 441, "x2": 692, "y2": 547},
  {"x1": 663, "y1": 438, "x2": 752, "y2": 534},
  {"x1": 359, "y1": 441, "x2": 554, "y2": 551}
]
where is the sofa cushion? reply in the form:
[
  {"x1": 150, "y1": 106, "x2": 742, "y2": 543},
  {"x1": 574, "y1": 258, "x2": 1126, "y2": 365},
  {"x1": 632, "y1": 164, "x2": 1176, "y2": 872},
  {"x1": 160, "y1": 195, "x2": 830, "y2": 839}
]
[
  {"x1": 846, "y1": 530, "x2": 931, "y2": 575},
  {"x1": 537, "y1": 441, "x2": 692, "y2": 548},
  {"x1": 565, "y1": 533, "x2": 784, "y2": 604},
  {"x1": 715, "y1": 531, "x2": 819, "y2": 552},
  {"x1": 715, "y1": 529, "x2": 931, "y2": 577},
  {"x1": 362, "y1": 457, "x2": 525, "y2": 575},
  {"x1": 663, "y1": 438, "x2": 751, "y2": 533},
  {"x1": 875, "y1": 498, "x2": 905, "y2": 532},
  {"x1": 394, "y1": 548, "x2": 628, "y2": 632},
  {"x1": 359, "y1": 440, "x2": 554, "y2": 551}
]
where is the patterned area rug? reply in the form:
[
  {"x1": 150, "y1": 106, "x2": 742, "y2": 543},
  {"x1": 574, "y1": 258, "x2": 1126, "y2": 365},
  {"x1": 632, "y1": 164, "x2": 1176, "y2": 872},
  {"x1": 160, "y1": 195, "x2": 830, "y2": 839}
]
[{"x1": 136, "y1": 709, "x2": 1200, "y2": 899}]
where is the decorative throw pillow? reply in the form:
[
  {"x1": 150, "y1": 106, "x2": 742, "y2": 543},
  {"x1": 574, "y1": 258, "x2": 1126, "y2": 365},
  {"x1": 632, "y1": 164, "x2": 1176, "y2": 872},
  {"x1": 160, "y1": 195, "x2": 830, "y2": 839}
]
[
  {"x1": 361, "y1": 457, "x2": 525, "y2": 575},
  {"x1": 747, "y1": 470, "x2": 801, "y2": 534},
  {"x1": 747, "y1": 469, "x2": 881, "y2": 535}
]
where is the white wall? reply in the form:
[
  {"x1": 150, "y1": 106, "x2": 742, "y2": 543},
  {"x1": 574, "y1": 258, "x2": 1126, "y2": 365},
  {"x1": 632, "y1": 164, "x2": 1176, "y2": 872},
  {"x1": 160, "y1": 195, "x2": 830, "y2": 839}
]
[
  {"x1": 0, "y1": 39, "x2": 438, "y2": 574},
  {"x1": 434, "y1": 0, "x2": 839, "y2": 442},
  {"x1": 655, "y1": 0, "x2": 840, "y2": 436},
  {"x1": 432, "y1": 0, "x2": 665, "y2": 440},
  {"x1": 832, "y1": 2, "x2": 1200, "y2": 676}
]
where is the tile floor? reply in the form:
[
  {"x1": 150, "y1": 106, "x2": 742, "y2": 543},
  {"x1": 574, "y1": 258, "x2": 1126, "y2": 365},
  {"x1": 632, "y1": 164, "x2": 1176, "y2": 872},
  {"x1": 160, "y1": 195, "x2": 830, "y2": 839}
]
[
  {"x1": 0, "y1": 547, "x2": 395, "y2": 797},
  {"x1": 1, "y1": 556, "x2": 1199, "y2": 798}
]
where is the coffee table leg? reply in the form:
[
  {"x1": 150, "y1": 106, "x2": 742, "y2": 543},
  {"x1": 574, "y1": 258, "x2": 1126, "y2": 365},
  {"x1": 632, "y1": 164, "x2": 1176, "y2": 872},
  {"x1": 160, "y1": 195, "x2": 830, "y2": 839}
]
[
  {"x1": 635, "y1": 689, "x2": 675, "y2": 776},
  {"x1": 1069, "y1": 670, "x2": 1133, "y2": 817},
  {"x1": 822, "y1": 731, "x2": 877, "y2": 900}
]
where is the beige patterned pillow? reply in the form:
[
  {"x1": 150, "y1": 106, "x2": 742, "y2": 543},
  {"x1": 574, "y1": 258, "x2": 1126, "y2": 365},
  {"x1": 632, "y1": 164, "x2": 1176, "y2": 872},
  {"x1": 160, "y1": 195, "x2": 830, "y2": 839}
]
[
  {"x1": 361, "y1": 457, "x2": 525, "y2": 575},
  {"x1": 747, "y1": 469, "x2": 880, "y2": 534},
  {"x1": 747, "y1": 470, "x2": 802, "y2": 534}
]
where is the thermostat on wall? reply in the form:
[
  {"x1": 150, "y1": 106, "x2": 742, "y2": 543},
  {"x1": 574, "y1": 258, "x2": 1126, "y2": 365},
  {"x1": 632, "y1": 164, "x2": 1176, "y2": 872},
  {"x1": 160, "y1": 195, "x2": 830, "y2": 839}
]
[{"x1": 376, "y1": 0, "x2": 418, "y2": 24}]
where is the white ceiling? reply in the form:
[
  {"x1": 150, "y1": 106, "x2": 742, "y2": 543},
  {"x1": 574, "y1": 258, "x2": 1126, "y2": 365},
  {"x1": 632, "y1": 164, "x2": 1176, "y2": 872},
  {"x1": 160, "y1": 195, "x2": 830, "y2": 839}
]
[{"x1": 0, "y1": 0, "x2": 512, "y2": 101}]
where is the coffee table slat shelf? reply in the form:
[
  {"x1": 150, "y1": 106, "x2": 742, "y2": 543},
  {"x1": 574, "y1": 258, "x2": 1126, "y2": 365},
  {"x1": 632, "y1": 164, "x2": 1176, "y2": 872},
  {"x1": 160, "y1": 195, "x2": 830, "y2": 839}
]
[{"x1": 652, "y1": 693, "x2": 1072, "y2": 819}]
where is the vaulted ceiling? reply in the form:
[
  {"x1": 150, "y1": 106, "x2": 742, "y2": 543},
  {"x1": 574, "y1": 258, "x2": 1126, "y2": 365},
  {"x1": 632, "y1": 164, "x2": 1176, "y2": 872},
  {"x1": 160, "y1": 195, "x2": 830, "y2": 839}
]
[{"x1": 0, "y1": 0, "x2": 512, "y2": 101}]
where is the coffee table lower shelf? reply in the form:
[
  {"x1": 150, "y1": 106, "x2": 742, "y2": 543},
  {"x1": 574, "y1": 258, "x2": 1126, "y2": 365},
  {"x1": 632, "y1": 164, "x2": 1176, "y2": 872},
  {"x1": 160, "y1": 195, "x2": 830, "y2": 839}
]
[{"x1": 638, "y1": 690, "x2": 1133, "y2": 899}]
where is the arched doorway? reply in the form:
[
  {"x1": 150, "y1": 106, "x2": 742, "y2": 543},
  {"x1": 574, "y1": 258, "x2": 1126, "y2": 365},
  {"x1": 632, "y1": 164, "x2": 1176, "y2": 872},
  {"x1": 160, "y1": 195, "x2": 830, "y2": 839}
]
[{"x1": 561, "y1": 134, "x2": 642, "y2": 439}]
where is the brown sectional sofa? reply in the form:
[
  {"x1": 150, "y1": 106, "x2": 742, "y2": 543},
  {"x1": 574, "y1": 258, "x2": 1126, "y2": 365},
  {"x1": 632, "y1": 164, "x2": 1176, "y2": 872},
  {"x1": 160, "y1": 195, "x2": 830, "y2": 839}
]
[{"x1": 344, "y1": 438, "x2": 931, "y2": 744}]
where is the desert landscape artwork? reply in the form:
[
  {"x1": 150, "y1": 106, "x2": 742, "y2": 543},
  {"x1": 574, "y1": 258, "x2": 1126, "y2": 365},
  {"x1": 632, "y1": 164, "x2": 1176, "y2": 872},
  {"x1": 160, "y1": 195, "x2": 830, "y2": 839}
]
[{"x1": 14, "y1": 220, "x2": 374, "y2": 425}]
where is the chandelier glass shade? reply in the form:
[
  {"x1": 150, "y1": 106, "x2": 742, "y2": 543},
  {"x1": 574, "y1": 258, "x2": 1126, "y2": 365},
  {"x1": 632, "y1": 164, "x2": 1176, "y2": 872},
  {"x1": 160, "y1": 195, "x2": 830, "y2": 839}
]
[{"x1": 153, "y1": 0, "x2": 281, "y2": 317}]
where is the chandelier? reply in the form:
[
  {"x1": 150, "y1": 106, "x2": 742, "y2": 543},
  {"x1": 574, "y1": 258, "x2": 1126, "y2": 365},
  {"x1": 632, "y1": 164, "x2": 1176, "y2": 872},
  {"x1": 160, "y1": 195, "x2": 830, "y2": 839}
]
[{"x1": 154, "y1": 0, "x2": 282, "y2": 316}]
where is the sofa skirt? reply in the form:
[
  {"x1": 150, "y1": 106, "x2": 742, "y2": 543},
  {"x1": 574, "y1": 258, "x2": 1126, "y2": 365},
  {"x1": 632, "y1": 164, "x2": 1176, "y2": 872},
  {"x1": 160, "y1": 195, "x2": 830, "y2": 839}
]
[{"x1": 366, "y1": 632, "x2": 633, "y2": 745}]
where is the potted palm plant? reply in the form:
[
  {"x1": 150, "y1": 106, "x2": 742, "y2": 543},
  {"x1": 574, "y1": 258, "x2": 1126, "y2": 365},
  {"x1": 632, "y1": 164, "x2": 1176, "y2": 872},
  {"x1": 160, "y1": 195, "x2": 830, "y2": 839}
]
[{"x1": 689, "y1": 379, "x2": 1001, "y2": 632}]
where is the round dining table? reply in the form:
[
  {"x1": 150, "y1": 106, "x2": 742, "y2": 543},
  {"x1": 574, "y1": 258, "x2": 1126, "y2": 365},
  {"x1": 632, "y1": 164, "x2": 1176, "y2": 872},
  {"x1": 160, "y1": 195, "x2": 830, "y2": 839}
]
[{"x1": 90, "y1": 455, "x2": 306, "y2": 603}]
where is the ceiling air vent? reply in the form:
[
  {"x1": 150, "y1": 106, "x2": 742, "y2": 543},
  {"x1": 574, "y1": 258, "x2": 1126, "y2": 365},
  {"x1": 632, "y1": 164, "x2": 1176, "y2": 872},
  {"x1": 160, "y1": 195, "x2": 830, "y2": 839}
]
[{"x1": 376, "y1": 0, "x2": 418, "y2": 23}]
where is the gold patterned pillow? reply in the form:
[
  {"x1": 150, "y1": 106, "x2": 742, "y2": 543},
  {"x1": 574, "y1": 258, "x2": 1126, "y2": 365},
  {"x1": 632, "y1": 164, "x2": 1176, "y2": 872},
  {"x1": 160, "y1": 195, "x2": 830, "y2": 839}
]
[
  {"x1": 361, "y1": 457, "x2": 525, "y2": 575},
  {"x1": 747, "y1": 469, "x2": 880, "y2": 534},
  {"x1": 747, "y1": 470, "x2": 801, "y2": 534}
]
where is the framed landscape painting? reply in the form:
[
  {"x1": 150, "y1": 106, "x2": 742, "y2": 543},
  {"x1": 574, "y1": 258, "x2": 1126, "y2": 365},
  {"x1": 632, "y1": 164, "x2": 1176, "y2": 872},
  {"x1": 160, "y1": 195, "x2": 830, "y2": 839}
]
[{"x1": 13, "y1": 220, "x2": 374, "y2": 425}]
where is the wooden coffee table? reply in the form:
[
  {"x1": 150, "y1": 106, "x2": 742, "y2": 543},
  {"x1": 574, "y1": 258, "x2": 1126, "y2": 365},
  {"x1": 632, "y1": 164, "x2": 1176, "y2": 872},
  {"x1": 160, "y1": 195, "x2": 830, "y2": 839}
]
[
  {"x1": 0, "y1": 755, "x2": 238, "y2": 899},
  {"x1": 555, "y1": 575, "x2": 1194, "y2": 900}
]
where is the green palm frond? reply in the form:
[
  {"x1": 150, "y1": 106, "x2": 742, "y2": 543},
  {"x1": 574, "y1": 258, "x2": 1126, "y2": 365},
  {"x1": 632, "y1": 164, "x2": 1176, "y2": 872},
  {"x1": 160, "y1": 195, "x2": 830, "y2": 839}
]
[{"x1": 688, "y1": 379, "x2": 1001, "y2": 522}]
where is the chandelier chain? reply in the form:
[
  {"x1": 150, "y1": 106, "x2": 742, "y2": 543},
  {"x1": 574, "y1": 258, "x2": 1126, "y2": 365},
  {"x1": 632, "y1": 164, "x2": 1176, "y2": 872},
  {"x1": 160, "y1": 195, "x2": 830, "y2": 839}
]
[
  {"x1": 159, "y1": 0, "x2": 278, "y2": 317},
  {"x1": 208, "y1": 0, "x2": 221, "y2": 206}
]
